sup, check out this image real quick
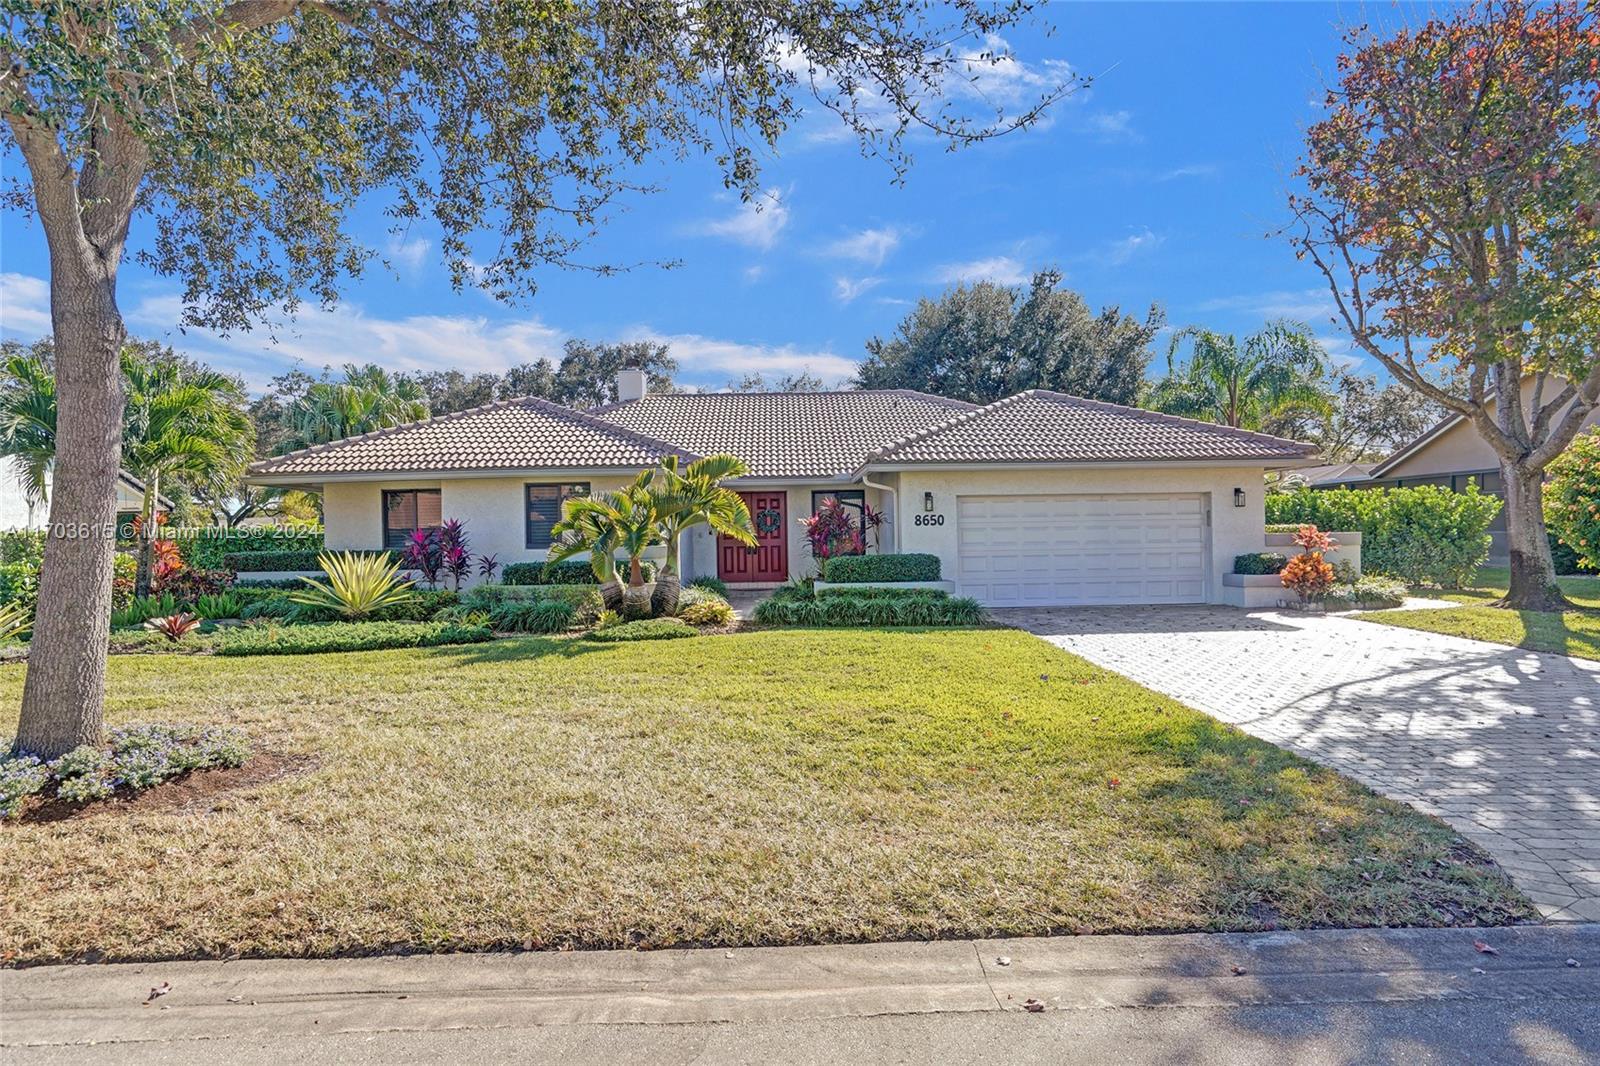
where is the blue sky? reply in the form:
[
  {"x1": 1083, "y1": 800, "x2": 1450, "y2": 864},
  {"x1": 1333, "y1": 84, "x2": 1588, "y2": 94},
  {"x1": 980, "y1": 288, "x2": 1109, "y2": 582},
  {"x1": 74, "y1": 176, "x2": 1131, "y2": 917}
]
[{"x1": 0, "y1": 3, "x2": 1372, "y2": 395}]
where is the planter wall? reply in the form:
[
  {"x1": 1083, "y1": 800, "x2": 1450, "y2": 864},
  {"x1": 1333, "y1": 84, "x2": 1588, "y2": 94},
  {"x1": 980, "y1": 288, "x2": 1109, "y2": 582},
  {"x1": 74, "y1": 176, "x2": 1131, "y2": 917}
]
[{"x1": 1264, "y1": 530, "x2": 1361, "y2": 576}]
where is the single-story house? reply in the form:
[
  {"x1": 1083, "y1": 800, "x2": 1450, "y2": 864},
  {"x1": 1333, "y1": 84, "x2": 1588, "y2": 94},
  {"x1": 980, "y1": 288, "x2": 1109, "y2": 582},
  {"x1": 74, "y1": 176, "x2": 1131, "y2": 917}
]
[
  {"x1": 246, "y1": 371, "x2": 1317, "y2": 607},
  {"x1": 0, "y1": 467, "x2": 171, "y2": 534},
  {"x1": 1282, "y1": 461, "x2": 1376, "y2": 490},
  {"x1": 1361, "y1": 377, "x2": 1600, "y2": 562}
]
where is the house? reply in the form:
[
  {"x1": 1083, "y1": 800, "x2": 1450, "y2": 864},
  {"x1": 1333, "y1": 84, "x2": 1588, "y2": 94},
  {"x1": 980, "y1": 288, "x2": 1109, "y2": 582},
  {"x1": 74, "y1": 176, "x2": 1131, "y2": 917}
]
[
  {"x1": 1362, "y1": 378, "x2": 1600, "y2": 561},
  {"x1": 1282, "y1": 461, "x2": 1375, "y2": 490},
  {"x1": 0, "y1": 467, "x2": 171, "y2": 535},
  {"x1": 245, "y1": 370, "x2": 1317, "y2": 607}
]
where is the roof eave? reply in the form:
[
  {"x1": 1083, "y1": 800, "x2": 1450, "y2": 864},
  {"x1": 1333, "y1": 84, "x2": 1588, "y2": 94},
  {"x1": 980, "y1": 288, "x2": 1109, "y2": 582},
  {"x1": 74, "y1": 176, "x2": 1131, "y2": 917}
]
[
  {"x1": 855, "y1": 455, "x2": 1320, "y2": 476},
  {"x1": 244, "y1": 464, "x2": 670, "y2": 488}
]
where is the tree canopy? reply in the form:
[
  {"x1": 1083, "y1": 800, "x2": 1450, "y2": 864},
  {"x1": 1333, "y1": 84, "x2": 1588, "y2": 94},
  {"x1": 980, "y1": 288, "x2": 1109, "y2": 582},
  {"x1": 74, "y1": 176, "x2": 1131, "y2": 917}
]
[
  {"x1": 855, "y1": 269, "x2": 1162, "y2": 405},
  {"x1": 1146, "y1": 321, "x2": 1331, "y2": 435}
]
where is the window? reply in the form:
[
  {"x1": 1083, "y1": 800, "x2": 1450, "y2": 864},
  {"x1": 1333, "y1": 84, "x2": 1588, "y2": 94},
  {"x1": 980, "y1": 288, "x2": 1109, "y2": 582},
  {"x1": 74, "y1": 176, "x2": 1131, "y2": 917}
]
[
  {"x1": 526, "y1": 483, "x2": 590, "y2": 549},
  {"x1": 382, "y1": 489, "x2": 442, "y2": 550},
  {"x1": 811, "y1": 489, "x2": 867, "y2": 557}
]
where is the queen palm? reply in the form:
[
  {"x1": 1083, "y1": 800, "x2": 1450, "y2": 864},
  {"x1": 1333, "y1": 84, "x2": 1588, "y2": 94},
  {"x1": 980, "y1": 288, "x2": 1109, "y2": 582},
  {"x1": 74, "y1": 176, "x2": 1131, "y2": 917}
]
[
  {"x1": 0, "y1": 352, "x2": 58, "y2": 512},
  {"x1": 644, "y1": 455, "x2": 755, "y2": 615},
  {"x1": 1148, "y1": 321, "x2": 1332, "y2": 434},
  {"x1": 287, "y1": 364, "x2": 429, "y2": 448}
]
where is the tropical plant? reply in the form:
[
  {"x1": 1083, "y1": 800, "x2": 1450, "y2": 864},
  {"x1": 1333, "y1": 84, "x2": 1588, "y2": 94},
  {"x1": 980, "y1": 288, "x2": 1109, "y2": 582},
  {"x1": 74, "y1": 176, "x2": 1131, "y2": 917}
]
[
  {"x1": 289, "y1": 552, "x2": 416, "y2": 621},
  {"x1": 144, "y1": 613, "x2": 202, "y2": 642},
  {"x1": 0, "y1": 601, "x2": 33, "y2": 642},
  {"x1": 800, "y1": 496, "x2": 882, "y2": 569},
  {"x1": 194, "y1": 593, "x2": 243, "y2": 621},
  {"x1": 1147, "y1": 322, "x2": 1332, "y2": 435},
  {"x1": 550, "y1": 482, "x2": 665, "y2": 617},
  {"x1": 640, "y1": 455, "x2": 756, "y2": 615},
  {"x1": 439, "y1": 519, "x2": 473, "y2": 590},
  {"x1": 0, "y1": 350, "x2": 57, "y2": 511},
  {"x1": 401, "y1": 528, "x2": 444, "y2": 588},
  {"x1": 112, "y1": 593, "x2": 180, "y2": 629},
  {"x1": 477, "y1": 554, "x2": 500, "y2": 582},
  {"x1": 1281, "y1": 525, "x2": 1338, "y2": 606},
  {"x1": 285, "y1": 364, "x2": 429, "y2": 448}
]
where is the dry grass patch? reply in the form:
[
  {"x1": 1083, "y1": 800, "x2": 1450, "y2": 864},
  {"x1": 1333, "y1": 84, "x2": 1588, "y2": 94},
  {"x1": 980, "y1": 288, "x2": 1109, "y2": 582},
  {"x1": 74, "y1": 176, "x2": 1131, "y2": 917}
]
[{"x1": 0, "y1": 629, "x2": 1531, "y2": 963}]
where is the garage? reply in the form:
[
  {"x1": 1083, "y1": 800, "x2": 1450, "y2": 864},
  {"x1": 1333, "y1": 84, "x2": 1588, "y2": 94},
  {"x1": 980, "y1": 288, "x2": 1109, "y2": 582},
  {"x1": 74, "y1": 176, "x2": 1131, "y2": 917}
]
[{"x1": 956, "y1": 493, "x2": 1210, "y2": 607}]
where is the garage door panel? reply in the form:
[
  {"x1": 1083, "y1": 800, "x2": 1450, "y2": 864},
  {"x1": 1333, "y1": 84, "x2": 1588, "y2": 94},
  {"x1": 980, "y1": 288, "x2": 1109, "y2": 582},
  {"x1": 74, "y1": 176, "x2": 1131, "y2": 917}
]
[{"x1": 957, "y1": 493, "x2": 1209, "y2": 607}]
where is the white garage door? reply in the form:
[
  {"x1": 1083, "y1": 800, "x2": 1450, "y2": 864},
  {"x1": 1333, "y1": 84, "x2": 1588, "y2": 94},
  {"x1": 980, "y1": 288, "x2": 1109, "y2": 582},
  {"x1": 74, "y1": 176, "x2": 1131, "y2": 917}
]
[{"x1": 957, "y1": 494, "x2": 1209, "y2": 607}]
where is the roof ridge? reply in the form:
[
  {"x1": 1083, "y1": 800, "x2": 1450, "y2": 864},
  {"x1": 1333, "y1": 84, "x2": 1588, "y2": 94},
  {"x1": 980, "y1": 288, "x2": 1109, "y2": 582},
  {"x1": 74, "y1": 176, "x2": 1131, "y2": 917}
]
[
  {"x1": 1025, "y1": 389, "x2": 1317, "y2": 452},
  {"x1": 503, "y1": 393, "x2": 701, "y2": 460},
  {"x1": 852, "y1": 391, "x2": 1035, "y2": 473},
  {"x1": 250, "y1": 396, "x2": 531, "y2": 473}
]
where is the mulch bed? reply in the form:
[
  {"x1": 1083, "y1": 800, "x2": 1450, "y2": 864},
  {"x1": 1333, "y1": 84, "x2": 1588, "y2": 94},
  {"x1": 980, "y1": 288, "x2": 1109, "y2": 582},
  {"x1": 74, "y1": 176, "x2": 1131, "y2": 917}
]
[{"x1": 6, "y1": 752, "x2": 312, "y2": 825}]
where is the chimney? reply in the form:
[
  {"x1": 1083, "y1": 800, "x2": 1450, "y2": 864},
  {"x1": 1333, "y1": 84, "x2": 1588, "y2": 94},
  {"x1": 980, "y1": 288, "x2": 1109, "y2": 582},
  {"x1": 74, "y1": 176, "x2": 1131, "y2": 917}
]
[{"x1": 616, "y1": 368, "x2": 647, "y2": 404}]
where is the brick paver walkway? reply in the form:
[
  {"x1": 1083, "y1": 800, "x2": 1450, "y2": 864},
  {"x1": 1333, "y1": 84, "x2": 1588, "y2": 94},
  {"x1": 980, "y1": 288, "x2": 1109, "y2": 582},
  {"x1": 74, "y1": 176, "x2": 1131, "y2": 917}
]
[{"x1": 1000, "y1": 605, "x2": 1600, "y2": 922}]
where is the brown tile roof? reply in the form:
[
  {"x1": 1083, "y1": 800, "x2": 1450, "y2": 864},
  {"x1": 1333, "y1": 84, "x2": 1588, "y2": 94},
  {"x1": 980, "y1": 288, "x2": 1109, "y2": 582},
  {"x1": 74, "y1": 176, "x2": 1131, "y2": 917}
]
[
  {"x1": 855, "y1": 390, "x2": 1317, "y2": 470},
  {"x1": 590, "y1": 390, "x2": 978, "y2": 480},
  {"x1": 248, "y1": 396, "x2": 696, "y2": 479}
]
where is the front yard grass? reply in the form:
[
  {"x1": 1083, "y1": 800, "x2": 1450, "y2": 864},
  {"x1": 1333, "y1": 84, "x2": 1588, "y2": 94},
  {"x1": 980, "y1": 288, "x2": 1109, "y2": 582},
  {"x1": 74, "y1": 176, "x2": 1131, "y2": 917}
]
[
  {"x1": 0, "y1": 629, "x2": 1530, "y2": 964},
  {"x1": 1357, "y1": 566, "x2": 1600, "y2": 661}
]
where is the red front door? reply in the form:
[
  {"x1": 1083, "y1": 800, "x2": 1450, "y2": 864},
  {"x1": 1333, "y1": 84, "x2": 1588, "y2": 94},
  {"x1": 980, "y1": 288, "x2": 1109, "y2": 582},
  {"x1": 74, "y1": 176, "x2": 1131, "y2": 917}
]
[{"x1": 720, "y1": 491, "x2": 787, "y2": 583}]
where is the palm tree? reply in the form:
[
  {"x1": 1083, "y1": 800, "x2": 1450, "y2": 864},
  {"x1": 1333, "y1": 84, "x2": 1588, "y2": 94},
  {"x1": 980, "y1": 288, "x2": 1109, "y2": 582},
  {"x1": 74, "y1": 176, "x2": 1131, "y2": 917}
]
[
  {"x1": 0, "y1": 351, "x2": 58, "y2": 513},
  {"x1": 643, "y1": 454, "x2": 755, "y2": 615},
  {"x1": 550, "y1": 479, "x2": 663, "y2": 618},
  {"x1": 286, "y1": 363, "x2": 428, "y2": 448},
  {"x1": 1147, "y1": 321, "x2": 1332, "y2": 434},
  {"x1": 121, "y1": 353, "x2": 254, "y2": 594}
]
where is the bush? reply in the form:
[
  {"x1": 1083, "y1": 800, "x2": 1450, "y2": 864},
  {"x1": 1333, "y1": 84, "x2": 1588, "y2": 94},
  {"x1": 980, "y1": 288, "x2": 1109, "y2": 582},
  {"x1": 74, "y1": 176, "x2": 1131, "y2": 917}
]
[
  {"x1": 1551, "y1": 532, "x2": 1595, "y2": 576},
  {"x1": 465, "y1": 582, "x2": 603, "y2": 623},
  {"x1": 111, "y1": 592, "x2": 180, "y2": 629},
  {"x1": 1281, "y1": 552, "x2": 1335, "y2": 603},
  {"x1": 0, "y1": 530, "x2": 46, "y2": 566},
  {"x1": 502, "y1": 558, "x2": 655, "y2": 585},
  {"x1": 821, "y1": 553, "x2": 940, "y2": 583},
  {"x1": 1324, "y1": 576, "x2": 1409, "y2": 610},
  {"x1": 585, "y1": 617, "x2": 698, "y2": 642},
  {"x1": 488, "y1": 599, "x2": 577, "y2": 633},
  {"x1": 1547, "y1": 429, "x2": 1600, "y2": 573},
  {"x1": 687, "y1": 576, "x2": 729, "y2": 597},
  {"x1": 677, "y1": 589, "x2": 734, "y2": 627},
  {"x1": 754, "y1": 587, "x2": 983, "y2": 627},
  {"x1": 176, "y1": 527, "x2": 324, "y2": 570},
  {"x1": 1233, "y1": 552, "x2": 1287, "y2": 575},
  {"x1": 224, "y1": 549, "x2": 337, "y2": 572},
  {"x1": 0, "y1": 561, "x2": 39, "y2": 610},
  {"x1": 239, "y1": 594, "x2": 297, "y2": 621},
  {"x1": 215, "y1": 620, "x2": 492, "y2": 656},
  {"x1": 1266, "y1": 485, "x2": 1499, "y2": 587}
]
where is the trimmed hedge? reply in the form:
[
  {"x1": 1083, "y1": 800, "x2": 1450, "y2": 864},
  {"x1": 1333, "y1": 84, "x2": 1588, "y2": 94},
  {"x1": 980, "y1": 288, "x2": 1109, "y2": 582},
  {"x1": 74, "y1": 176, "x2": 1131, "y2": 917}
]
[
  {"x1": 501, "y1": 559, "x2": 659, "y2": 586},
  {"x1": 224, "y1": 549, "x2": 327, "y2": 572},
  {"x1": 1265, "y1": 486, "x2": 1500, "y2": 587},
  {"x1": 1233, "y1": 552, "x2": 1288, "y2": 575},
  {"x1": 215, "y1": 620, "x2": 491, "y2": 656},
  {"x1": 585, "y1": 617, "x2": 698, "y2": 642},
  {"x1": 177, "y1": 528, "x2": 323, "y2": 570},
  {"x1": 821, "y1": 553, "x2": 941, "y2": 584},
  {"x1": 754, "y1": 587, "x2": 982, "y2": 627}
]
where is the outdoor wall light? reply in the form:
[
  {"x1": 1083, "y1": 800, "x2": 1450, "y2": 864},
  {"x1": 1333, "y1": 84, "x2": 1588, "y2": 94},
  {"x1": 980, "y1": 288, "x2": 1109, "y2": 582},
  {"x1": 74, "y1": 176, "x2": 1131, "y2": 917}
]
[
  {"x1": 923, "y1": 491, "x2": 935, "y2": 512},
  {"x1": 1234, "y1": 488, "x2": 1247, "y2": 508}
]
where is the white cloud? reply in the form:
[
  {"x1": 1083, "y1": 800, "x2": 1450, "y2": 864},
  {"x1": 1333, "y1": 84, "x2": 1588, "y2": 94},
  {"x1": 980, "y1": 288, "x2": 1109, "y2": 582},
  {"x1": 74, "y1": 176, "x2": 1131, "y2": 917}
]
[
  {"x1": 821, "y1": 226, "x2": 905, "y2": 268},
  {"x1": 953, "y1": 34, "x2": 1075, "y2": 108},
  {"x1": 932, "y1": 256, "x2": 1028, "y2": 286},
  {"x1": 1157, "y1": 163, "x2": 1220, "y2": 181},
  {"x1": 1078, "y1": 109, "x2": 1139, "y2": 142},
  {"x1": 833, "y1": 276, "x2": 884, "y2": 304},
  {"x1": 1100, "y1": 227, "x2": 1165, "y2": 267},
  {"x1": 384, "y1": 234, "x2": 431, "y2": 274},
  {"x1": 624, "y1": 327, "x2": 858, "y2": 386},
  {"x1": 1195, "y1": 289, "x2": 1339, "y2": 323},
  {"x1": 689, "y1": 188, "x2": 790, "y2": 251},
  {"x1": 0, "y1": 273, "x2": 52, "y2": 338},
  {"x1": 742, "y1": 264, "x2": 766, "y2": 284}
]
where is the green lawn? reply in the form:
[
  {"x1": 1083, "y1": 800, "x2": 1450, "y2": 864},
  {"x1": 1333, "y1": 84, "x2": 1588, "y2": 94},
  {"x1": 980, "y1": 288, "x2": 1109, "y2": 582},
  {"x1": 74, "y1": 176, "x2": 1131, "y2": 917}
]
[
  {"x1": 1357, "y1": 566, "x2": 1600, "y2": 660},
  {"x1": 0, "y1": 629, "x2": 1530, "y2": 964}
]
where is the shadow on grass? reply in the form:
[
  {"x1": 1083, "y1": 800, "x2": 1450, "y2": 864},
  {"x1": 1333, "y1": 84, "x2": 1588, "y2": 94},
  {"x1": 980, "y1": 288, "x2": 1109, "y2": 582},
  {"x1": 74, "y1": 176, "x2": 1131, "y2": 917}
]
[{"x1": 425, "y1": 634, "x2": 617, "y2": 666}]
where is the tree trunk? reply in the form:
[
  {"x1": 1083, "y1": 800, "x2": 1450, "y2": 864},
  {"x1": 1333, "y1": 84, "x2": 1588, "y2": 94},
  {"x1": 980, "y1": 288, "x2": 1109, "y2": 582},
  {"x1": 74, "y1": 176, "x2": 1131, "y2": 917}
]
[
  {"x1": 1495, "y1": 461, "x2": 1570, "y2": 612},
  {"x1": 14, "y1": 267, "x2": 126, "y2": 758},
  {"x1": 652, "y1": 536, "x2": 681, "y2": 616}
]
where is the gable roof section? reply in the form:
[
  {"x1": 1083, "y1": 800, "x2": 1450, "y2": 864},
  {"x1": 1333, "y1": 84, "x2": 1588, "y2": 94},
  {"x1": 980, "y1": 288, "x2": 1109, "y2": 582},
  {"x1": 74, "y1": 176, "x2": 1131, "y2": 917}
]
[
  {"x1": 855, "y1": 390, "x2": 1317, "y2": 472},
  {"x1": 590, "y1": 390, "x2": 977, "y2": 479},
  {"x1": 248, "y1": 396, "x2": 696, "y2": 480},
  {"x1": 1368, "y1": 410, "x2": 1463, "y2": 478}
]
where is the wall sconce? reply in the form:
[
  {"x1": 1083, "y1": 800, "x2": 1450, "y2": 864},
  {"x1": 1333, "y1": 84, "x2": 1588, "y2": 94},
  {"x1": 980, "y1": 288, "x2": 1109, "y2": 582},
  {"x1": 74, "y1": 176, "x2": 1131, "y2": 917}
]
[
  {"x1": 1233, "y1": 488, "x2": 1246, "y2": 508},
  {"x1": 923, "y1": 491, "x2": 935, "y2": 512}
]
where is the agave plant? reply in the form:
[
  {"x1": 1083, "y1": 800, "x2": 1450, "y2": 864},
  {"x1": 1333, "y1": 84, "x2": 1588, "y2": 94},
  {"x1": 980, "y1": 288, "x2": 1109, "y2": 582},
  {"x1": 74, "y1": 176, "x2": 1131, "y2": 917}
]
[
  {"x1": 643, "y1": 455, "x2": 756, "y2": 616},
  {"x1": 144, "y1": 612, "x2": 202, "y2": 642},
  {"x1": 0, "y1": 600, "x2": 32, "y2": 642},
  {"x1": 289, "y1": 551, "x2": 416, "y2": 621}
]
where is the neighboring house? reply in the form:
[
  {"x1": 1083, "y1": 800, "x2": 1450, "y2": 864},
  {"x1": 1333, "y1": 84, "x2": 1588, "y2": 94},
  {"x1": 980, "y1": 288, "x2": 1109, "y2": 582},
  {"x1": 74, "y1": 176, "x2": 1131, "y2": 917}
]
[
  {"x1": 0, "y1": 467, "x2": 171, "y2": 534},
  {"x1": 1362, "y1": 378, "x2": 1600, "y2": 561},
  {"x1": 1282, "y1": 461, "x2": 1376, "y2": 490},
  {"x1": 245, "y1": 370, "x2": 1316, "y2": 607}
]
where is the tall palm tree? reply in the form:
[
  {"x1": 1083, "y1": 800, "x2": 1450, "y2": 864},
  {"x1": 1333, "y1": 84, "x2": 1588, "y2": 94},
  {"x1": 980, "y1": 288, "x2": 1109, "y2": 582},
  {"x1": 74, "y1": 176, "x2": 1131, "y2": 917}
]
[
  {"x1": 286, "y1": 363, "x2": 428, "y2": 448},
  {"x1": 549, "y1": 480, "x2": 663, "y2": 618},
  {"x1": 643, "y1": 454, "x2": 755, "y2": 615},
  {"x1": 0, "y1": 352, "x2": 58, "y2": 513},
  {"x1": 1147, "y1": 321, "x2": 1332, "y2": 434},
  {"x1": 121, "y1": 353, "x2": 254, "y2": 594}
]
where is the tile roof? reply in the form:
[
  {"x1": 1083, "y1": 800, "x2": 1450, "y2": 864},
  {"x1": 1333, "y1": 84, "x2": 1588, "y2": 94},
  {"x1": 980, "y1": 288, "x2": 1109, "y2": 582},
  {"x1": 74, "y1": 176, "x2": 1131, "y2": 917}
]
[
  {"x1": 248, "y1": 396, "x2": 696, "y2": 479},
  {"x1": 589, "y1": 390, "x2": 978, "y2": 480},
  {"x1": 854, "y1": 390, "x2": 1317, "y2": 470}
]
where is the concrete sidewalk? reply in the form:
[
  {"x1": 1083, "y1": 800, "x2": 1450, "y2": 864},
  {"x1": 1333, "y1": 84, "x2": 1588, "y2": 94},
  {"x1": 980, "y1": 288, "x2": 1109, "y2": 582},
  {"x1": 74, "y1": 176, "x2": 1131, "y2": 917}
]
[{"x1": 5, "y1": 925, "x2": 1598, "y2": 1064}]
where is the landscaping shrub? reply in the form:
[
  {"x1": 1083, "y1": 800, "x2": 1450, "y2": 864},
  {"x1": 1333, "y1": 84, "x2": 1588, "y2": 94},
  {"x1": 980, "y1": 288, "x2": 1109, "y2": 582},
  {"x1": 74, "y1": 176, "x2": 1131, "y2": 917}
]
[
  {"x1": 488, "y1": 599, "x2": 577, "y2": 633},
  {"x1": 677, "y1": 587, "x2": 734, "y2": 627},
  {"x1": 584, "y1": 617, "x2": 698, "y2": 642},
  {"x1": 235, "y1": 576, "x2": 319, "y2": 589},
  {"x1": 0, "y1": 561, "x2": 38, "y2": 610},
  {"x1": 158, "y1": 567, "x2": 232, "y2": 604},
  {"x1": 193, "y1": 592, "x2": 243, "y2": 620},
  {"x1": 239, "y1": 594, "x2": 296, "y2": 621},
  {"x1": 224, "y1": 549, "x2": 336, "y2": 572},
  {"x1": 1233, "y1": 552, "x2": 1287, "y2": 575},
  {"x1": 1265, "y1": 485, "x2": 1498, "y2": 586},
  {"x1": 1551, "y1": 533, "x2": 1594, "y2": 575},
  {"x1": 111, "y1": 592, "x2": 180, "y2": 629},
  {"x1": 687, "y1": 576, "x2": 729, "y2": 597},
  {"x1": 503, "y1": 558, "x2": 656, "y2": 585},
  {"x1": 177, "y1": 527, "x2": 323, "y2": 570},
  {"x1": 215, "y1": 620, "x2": 492, "y2": 656},
  {"x1": 754, "y1": 588, "x2": 983, "y2": 627},
  {"x1": 1547, "y1": 428, "x2": 1600, "y2": 573},
  {"x1": 822, "y1": 552, "x2": 941, "y2": 583},
  {"x1": 1323, "y1": 576, "x2": 1409, "y2": 610},
  {"x1": 290, "y1": 551, "x2": 417, "y2": 620},
  {"x1": 1, "y1": 723, "x2": 250, "y2": 818},
  {"x1": 465, "y1": 583, "x2": 603, "y2": 623}
]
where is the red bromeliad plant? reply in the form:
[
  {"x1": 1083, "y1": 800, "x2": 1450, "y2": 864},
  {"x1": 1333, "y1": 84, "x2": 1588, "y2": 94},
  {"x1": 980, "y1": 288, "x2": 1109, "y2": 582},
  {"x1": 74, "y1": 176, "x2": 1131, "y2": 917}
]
[
  {"x1": 143, "y1": 612, "x2": 202, "y2": 643},
  {"x1": 1282, "y1": 524, "x2": 1338, "y2": 603}
]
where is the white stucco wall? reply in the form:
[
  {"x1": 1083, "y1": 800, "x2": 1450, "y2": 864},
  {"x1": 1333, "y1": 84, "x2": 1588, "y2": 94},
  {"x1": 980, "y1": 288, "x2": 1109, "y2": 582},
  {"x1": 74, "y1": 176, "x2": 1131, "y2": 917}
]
[
  {"x1": 0, "y1": 470, "x2": 160, "y2": 530},
  {"x1": 889, "y1": 465, "x2": 1269, "y2": 605}
]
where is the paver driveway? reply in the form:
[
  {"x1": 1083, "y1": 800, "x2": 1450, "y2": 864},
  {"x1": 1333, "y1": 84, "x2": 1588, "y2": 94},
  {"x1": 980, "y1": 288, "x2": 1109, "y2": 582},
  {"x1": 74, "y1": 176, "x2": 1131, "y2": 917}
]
[{"x1": 1000, "y1": 605, "x2": 1600, "y2": 922}]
